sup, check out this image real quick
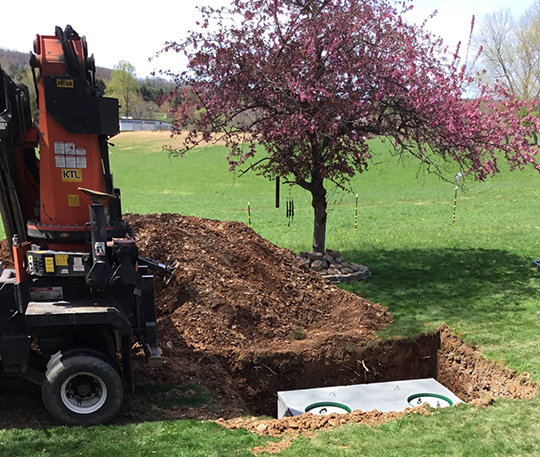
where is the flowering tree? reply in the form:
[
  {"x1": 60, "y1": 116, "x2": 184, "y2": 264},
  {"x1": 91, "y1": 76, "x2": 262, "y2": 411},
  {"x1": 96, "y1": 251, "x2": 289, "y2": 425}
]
[{"x1": 164, "y1": 0, "x2": 540, "y2": 253}]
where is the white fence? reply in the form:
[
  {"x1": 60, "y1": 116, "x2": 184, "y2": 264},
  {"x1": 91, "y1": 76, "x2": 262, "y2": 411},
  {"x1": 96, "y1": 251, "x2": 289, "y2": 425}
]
[{"x1": 119, "y1": 118, "x2": 171, "y2": 132}]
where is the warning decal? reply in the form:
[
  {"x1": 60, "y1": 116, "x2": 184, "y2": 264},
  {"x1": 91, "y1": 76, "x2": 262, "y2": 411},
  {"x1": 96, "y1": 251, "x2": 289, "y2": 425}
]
[
  {"x1": 73, "y1": 257, "x2": 85, "y2": 272},
  {"x1": 29, "y1": 286, "x2": 63, "y2": 300},
  {"x1": 56, "y1": 78, "x2": 74, "y2": 88},
  {"x1": 68, "y1": 194, "x2": 80, "y2": 207},
  {"x1": 55, "y1": 254, "x2": 69, "y2": 266},
  {"x1": 94, "y1": 242, "x2": 106, "y2": 256},
  {"x1": 45, "y1": 257, "x2": 55, "y2": 273}
]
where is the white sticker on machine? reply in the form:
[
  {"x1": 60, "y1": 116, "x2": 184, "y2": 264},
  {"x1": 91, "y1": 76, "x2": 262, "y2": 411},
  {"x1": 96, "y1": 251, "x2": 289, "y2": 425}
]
[
  {"x1": 55, "y1": 155, "x2": 66, "y2": 168},
  {"x1": 73, "y1": 257, "x2": 85, "y2": 272},
  {"x1": 76, "y1": 156, "x2": 87, "y2": 168},
  {"x1": 54, "y1": 142, "x2": 65, "y2": 155},
  {"x1": 94, "y1": 242, "x2": 106, "y2": 256},
  {"x1": 54, "y1": 143, "x2": 87, "y2": 169},
  {"x1": 65, "y1": 155, "x2": 77, "y2": 168},
  {"x1": 65, "y1": 142, "x2": 76, "y2": 154},
  {"x1": 29, "y1": 286, "x2": 63, "y2": 300}
]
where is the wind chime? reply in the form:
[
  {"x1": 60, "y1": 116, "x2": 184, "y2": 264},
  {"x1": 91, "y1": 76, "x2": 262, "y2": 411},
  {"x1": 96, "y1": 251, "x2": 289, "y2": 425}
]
[
  {"x1": 286, "y1": 191, "x2": 295, "y2": 227},
  {"x1": 276, "y1": 176, "x2": 295, "y2": 226}
]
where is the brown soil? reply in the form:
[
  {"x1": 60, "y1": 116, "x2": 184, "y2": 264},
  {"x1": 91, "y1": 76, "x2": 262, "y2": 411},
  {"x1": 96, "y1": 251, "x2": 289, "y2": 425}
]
[
  {"x1": 126, "y1": 213, "x2": 391, "y2": 356},
  {"x1": 125, "y1": 213, "x2": 392, "y2": 422},
  {"x1": 0, "y1": 240, "x2": 13, "y2": 269},
  {"x1": 0, "y1": 213, "x2": 536, "y2": 434},
  {"x1": 214, "y1": 326, "x2": 538, "y2": 437},
  {"x1": 437, "y1": 326, "x2": 537, "y2": 401},
  {"x1": 220, "y1": 406, "x2": 432, "y2": 438},
  {"x1": 114, "y1": 130, "x2": 234, "y2": 153}
]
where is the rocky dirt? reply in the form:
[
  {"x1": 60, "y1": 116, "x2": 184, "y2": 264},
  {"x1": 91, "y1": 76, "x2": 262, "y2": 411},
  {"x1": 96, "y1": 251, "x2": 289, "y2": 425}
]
[{"x1": 0, "y1": 213, "x2": 537, "y2": 435}]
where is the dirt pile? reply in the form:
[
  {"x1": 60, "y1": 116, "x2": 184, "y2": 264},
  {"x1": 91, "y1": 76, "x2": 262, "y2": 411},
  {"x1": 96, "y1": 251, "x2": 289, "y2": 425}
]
[
  {"x1": 218, "y1": 406, "x2": 431, "y2": 437},
  {"x1": 124, "y1": 213, "x2": 392, "y2": 420},
  {"x1": 125, "y1": 213, "x2": 391, "y2": 357},
  {"x1": 0, "y1": 240, "x2": 13, "y2": 269}
]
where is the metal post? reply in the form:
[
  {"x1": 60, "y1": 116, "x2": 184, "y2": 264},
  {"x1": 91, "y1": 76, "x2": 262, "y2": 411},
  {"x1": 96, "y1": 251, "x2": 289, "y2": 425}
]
[
  {"x1": 89, "y1": 202, "x2": 108, "y2": 263},
  {"x1": 355, "y1": 193, "x2": 358, "y2": 234},
  {"x1": 452, "y1": 186, "x2": 458, "y2": 226}
]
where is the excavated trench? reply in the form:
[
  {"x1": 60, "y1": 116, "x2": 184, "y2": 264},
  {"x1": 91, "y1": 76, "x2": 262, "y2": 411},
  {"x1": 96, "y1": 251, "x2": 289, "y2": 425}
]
[
  {"x1": 119, "y1": 215, "x2": 537, "y2": 425},
  {"x1": 0, "y1": 326, "x2": 536, "y2": 431},
  {"x1": 220, "y1": 326, "x2": 537, "y2": 420},
  {"x1": 228, "y1": 334, "x2": 440, "y2": 417}
]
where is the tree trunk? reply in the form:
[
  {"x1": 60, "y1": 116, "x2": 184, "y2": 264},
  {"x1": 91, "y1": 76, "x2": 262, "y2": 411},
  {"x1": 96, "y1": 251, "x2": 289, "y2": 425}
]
[{"x1": 311, "y1": 178, "x2": 327, "y2": 253}]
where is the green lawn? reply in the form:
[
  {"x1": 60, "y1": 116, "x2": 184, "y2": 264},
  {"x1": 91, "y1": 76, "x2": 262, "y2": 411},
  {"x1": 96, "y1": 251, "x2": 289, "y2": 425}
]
[
  {"x1": 2, "y1": 134, "x2": 540, "y2": 456},
  {"x1": 111, "y1": 135, "x2": 540, "y2": 377}
]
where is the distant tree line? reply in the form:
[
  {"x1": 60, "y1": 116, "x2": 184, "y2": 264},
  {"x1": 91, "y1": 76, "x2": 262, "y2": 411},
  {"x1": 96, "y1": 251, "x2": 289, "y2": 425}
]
[
  {"x1": 105, "y1": 60, "x2": 176, "y2": 119},
  {"x1": 0, "y1": 49, "x2": 175, "y2": 121},
  {"x1": 0, "y1": 49, "x2": 39, "y2": 118}
]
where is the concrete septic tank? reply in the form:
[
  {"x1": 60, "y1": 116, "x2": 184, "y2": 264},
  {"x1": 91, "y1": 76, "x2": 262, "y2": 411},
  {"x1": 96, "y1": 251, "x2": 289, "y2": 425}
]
[{"x1": 277, "y1": 378, "x2": 462, "y2": 418}]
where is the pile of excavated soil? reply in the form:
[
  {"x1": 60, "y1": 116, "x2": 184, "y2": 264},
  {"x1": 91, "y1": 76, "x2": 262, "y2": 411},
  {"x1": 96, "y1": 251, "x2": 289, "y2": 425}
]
[
  {"x1": 124, "y1": 214, "x2": 538, "y2": 430},
  {"x1": 125, "y1": 213, "x2": 391, "y2": 356},
  {"x1": 219, "y1": 406, "x2": 431, "y2": 437},
  {"x1": 0, "y1": 241, "x2": 13, "y2": 269}
]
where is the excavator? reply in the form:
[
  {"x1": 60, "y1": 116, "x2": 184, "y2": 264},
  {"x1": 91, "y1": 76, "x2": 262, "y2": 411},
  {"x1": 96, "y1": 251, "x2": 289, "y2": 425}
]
[{"x1": 0, "y1": 26, "x2": 163, "y2": 425}]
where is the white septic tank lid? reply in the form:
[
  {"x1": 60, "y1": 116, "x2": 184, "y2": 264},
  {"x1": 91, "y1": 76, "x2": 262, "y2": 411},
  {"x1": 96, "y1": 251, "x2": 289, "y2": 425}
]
[{"x1": 277, "y1": 378, "x2": 462, "y2": 419}]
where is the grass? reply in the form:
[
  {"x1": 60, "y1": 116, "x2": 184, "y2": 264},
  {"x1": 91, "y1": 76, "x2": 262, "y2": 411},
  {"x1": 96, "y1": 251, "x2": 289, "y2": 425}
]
[
  {"x1": 110, "y1": 134, "x2": 540, "y2": 376},
  {"x1": 3, "y1": 132, "x2": 540, "y2": 455},
  {"x1": 0, "y1": 421, "x2": 269, "y2": 457},
  {"x1": 280, "y1": 399, "x2": 540, "y2": 456}
]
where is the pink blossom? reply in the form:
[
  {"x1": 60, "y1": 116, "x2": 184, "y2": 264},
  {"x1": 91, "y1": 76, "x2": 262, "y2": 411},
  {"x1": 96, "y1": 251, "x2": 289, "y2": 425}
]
[{"x1": 162, "y1": 0, "x2": 540, "y2": 251}]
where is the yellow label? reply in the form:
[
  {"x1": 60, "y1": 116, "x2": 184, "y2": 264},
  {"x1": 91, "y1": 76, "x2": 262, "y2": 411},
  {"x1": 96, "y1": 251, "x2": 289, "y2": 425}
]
[
  {"x1": 55, "y1": 254, "x2": 69, "y2": 266},
  {"x1": 56, "y1": 78, "x2": 74, "y2": 88},
  {"x1": 68, "y1": 194, "x2": 80, "y2": 207},
  {"x1": 61, "y1": 169, "x2": 83, "y2": 182},
  {"x1": 45, "y1": 257, "x2": 55, "y2": 273}
]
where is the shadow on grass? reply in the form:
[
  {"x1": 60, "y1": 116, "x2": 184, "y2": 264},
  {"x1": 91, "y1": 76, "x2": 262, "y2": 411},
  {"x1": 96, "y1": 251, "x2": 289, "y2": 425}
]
[{"x1": 341, "y1": 247, "x2": 540, "y2": 337}]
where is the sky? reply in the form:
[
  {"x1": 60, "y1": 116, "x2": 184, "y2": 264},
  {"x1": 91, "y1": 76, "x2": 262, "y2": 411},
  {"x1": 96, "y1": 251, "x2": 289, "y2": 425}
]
[{"x1": 0, "y1": 0, "x2": 534, "y2": 79}]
